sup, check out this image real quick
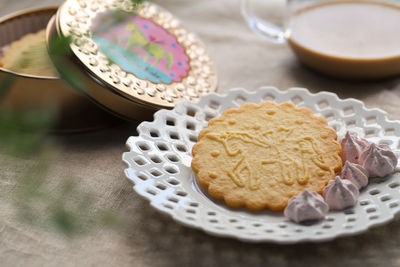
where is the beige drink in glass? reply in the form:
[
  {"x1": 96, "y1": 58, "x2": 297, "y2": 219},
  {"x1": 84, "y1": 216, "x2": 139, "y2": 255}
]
[{"x1": 242, "y1": 0, "x2": 400, "y2": 80}]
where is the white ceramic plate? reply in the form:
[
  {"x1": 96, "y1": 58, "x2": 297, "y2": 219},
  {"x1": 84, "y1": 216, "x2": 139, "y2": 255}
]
[{"x1": 123, "y1": 87, "x2": 400, "y2": 244}]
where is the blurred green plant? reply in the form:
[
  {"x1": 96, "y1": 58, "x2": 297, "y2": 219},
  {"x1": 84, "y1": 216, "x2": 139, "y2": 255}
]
[
  {"x1": 0, "y1": 108, "x2": 54, "y2": 157},
  {"x1": 13, "y1": 151, "x2": 123, "y2": 237},
  {"x1": 48, "y1": 34, "x2": 87, "y2": 92},
  {"x1": 0, "y1": 0, "x2": 148, "y2": 238}
]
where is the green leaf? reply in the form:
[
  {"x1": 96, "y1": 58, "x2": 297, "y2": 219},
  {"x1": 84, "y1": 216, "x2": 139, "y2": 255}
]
[
  {"x1": 50, "y1": 204, "x2": 79, "y2": 237},
  {"x1": 0, "y1": 73, "x2": 15, "y2": 100},
  {"x1": 48, "y1": 35, "x2": 87, "y2": 91},
  {"x1": 0, "y1": 108, "x2": 55, "y2": 156}
]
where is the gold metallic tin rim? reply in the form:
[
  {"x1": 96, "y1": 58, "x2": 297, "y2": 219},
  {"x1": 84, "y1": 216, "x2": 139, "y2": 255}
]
[
  {"x1": 47, "y1": 14, "x2": 158, "y2": 121},
  {"x1": 56, "y1": 0, "x2": 218, "y2": 109}
]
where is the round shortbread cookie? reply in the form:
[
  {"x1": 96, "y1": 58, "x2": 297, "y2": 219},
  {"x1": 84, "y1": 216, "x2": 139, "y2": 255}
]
[
  {"x1": 0, "y1": 30, "x2": 58, "y2": 77},
  {"x1": 191, "y1": 101, "x2": 342, "y2": 211}
]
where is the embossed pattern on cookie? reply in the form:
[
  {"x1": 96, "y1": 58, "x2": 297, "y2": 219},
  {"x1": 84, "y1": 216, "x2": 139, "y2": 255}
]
[{"x1": 191, "y1": 101, "x2": 342, "y2": 211}]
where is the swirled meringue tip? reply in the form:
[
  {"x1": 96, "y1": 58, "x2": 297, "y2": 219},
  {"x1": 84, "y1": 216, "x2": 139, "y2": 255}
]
[
  {"x1": 340, "y1": 132, "x2": 371, "y2": 164},
  {"x1": 284, "y1": 189, "x2": 329, "y2": 223},
  {"x1": 323, "y1": 176, "x2": 359, "y2": 211},
  {"x1": 341, "y1": 161, "x2": 369, "y2": 190},
  {"x1": 360, "y1": 143, "x2": 398, "y2": 178}
]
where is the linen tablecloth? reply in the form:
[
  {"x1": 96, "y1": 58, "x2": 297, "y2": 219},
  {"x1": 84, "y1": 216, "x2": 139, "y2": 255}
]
[{"x1": 2, "y1": 0, "x2": 400, "y2": 266}]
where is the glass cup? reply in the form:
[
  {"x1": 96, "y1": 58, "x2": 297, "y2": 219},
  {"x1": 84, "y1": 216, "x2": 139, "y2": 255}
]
[{"x1": 241, "y1": 0, "x2": 400, "y2": 80}]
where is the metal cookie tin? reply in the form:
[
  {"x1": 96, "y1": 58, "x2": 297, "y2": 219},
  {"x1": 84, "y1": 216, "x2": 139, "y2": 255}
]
[{"x1": 47, "y1": 0, "x2": 218, "y2": 121}]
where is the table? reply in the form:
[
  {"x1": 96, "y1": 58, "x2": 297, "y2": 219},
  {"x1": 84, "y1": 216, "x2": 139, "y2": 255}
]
[{"x1": 1, "y1": 0, "x2": 400, "y2": 266}]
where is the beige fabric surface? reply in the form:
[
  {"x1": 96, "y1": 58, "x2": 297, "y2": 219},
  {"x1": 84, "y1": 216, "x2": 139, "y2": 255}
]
[{"x1": 2, "y1": 0, "x2": 400, "y2": 266}]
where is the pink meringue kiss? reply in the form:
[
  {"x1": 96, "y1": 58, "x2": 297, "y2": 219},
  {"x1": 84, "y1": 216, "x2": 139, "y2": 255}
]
[
  {"x1": 341, "y1": 161, "x2": 369, "y2": 189},
  {"x1": 284, "y1": 189, "x2": 329, "y2": 223},
  {"x1": 360, "y1": 143, "x2": 398, "y2": 178},
  {"x1": 340, "y1": 132, "x2": 370, "y2": 164},
  {"x1": 323, "y1": 176, "x2": 359, "y2": 211}
]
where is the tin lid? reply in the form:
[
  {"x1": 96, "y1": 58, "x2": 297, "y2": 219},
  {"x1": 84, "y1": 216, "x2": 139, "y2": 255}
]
[{"x1": 47, "y1": 0, "x2": 217, "y2": 120}]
